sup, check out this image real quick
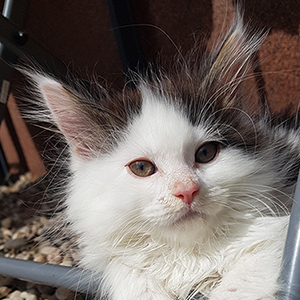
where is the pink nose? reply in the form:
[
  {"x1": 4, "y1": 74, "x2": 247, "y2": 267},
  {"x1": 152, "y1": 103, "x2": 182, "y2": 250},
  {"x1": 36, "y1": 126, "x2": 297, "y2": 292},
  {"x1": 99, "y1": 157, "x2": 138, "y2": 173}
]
[{"x1": 173, "y1": 183, "x2": 199, "y2": 205}]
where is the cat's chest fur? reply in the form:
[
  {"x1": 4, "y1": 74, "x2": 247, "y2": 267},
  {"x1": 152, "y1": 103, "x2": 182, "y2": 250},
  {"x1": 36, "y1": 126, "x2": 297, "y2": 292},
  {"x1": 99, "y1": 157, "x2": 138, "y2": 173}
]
[{"x1": 78, "y1": 213, "x2": 287, "y2": 299}]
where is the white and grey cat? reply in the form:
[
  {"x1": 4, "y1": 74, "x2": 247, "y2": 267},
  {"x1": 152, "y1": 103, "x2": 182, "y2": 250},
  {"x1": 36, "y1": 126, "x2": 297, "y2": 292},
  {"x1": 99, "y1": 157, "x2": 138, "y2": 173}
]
[{"x1": 26, "y1": 12, "x2": 299, "y2": 300}]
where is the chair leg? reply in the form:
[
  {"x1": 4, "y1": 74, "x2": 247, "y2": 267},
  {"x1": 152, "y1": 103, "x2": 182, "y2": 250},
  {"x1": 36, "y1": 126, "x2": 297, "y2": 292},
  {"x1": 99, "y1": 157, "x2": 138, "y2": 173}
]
[{"x1": 277, "y1": 170, "x2": 300, "y2": 299}]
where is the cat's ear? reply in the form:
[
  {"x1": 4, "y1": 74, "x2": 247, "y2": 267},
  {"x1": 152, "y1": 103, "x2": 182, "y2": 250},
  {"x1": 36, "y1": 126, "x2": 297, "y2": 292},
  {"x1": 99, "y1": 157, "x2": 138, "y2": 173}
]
[
  {"x1": 203, "y1": 12, "x2": 266, "y2": 108},
  {"x1": 30, "y1": 74, "x2": 100, "y2": 159}
]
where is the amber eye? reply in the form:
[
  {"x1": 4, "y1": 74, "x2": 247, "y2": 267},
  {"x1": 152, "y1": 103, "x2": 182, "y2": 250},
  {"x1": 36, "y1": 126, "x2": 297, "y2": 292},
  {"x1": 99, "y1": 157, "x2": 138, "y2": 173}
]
[
  {"x1": 128, "y1": 160, "x2": 156, "y2": 177},
  {"x1": 195, "y1": 142, "x2": 219, "y2": 164}
]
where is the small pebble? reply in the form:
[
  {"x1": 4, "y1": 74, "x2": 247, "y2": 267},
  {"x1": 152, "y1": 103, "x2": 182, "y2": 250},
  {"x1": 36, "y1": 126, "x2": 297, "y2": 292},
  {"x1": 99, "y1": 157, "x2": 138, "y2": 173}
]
[
  {"x1": 60, "y1": 242, "x2": 69, "y2": 251},
  {"x1": 26, "y1": 295, "x2": 37, "y2": 300},
  {"x1": 17, "y1": 226, "x2": 31, "y2": 237},
  {"x1": 55, "y1": 287, "x2": 72, "y2": 300},
  {"x1": 46, "y1": 248, "x2": 63, "y2": 265},
  {"x1": 60, "y1": 260, "x2": 73, "y2": 267},
  {"x1": 33, "y1": 254, "x2": 47, "y2": 263},
  {"x1": 20, "y1": 291, "x2": 38, "y2": 300},
  {"x1": 11, "y1": 231, "x2": 27, "y2": 240},
  {"x1": 36, "y1": 227, "x2": 46, "y2": 236},
  {"x1": 36, "y1": 284, "x2": 55, "y2": 296},
  {"x1": 15, "y1": 251, "x2": 31, "y2": 260},
  {"x1": 8, "y1": 290, "x2": 22, "y2": 298},
  {"x1": 4, "y1": 238, "x2": 27, "y2": 250},
  {"x1": 0, "y1": 286, "x2": 12, "y2": 298},
  {"x1": 19, "y1": 291, "x2": 28, "y2": 298},
  {"x1": 29, "y1": 224, "x2": 39, "y2": 237},
  {"x1": 2, "y1": 228, "x2": 12, "y2": 239},
  {"x1": 39, "y1": 217, "x2": 48, "y2": 226},
  {"x1": 39, "y1": 246, "x2": 58, "y2": 256},
  {"x1": 1, "y1": 217, "x2": 12, "y2": 229}
]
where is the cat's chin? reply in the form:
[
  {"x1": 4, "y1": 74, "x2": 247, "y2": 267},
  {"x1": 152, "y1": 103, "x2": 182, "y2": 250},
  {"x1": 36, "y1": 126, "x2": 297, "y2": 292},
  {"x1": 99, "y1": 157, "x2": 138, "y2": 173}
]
[
  {"x1": 154, "y1": 209, "x2": 212, "y2": 246},
  {"x1": 174, "y1": 209, "x2": 205, "y2": 224},
  {"x1": 169, "y1": 206, "x2": 207, "y2": 228}
]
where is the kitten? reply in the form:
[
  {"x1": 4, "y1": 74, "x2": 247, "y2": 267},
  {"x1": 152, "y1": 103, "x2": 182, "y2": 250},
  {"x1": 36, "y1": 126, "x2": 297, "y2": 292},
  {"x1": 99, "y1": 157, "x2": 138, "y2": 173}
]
[{"x1": 25, "y1": 12, "x2": 299, "y2": 300}]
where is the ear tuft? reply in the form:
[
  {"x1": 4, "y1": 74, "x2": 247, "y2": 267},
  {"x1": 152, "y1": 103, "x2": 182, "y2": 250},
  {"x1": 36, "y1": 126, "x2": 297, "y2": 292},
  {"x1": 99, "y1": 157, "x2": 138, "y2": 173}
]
[{"x1": 203, "y1": 10, "x2": 267, "y2": 107}]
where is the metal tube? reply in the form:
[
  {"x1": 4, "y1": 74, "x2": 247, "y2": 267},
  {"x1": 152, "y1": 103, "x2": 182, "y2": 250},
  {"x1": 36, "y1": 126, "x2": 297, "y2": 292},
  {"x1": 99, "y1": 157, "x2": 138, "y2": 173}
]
[
  {"x1": 277, "y1": 170, "x2": 300, "y2": 299},
  {"x1": 0, "y1": 0, "x2": 30, "y2": 182},
  {"x1": 106, "y1": 0, "x2": 146, "y2": 85},
  {"x1": 0, "y1": 256, "x2": 99, "y2": 295},
  {"x1": 0, "y1": 14, "x2": 68, "y2": 80}
]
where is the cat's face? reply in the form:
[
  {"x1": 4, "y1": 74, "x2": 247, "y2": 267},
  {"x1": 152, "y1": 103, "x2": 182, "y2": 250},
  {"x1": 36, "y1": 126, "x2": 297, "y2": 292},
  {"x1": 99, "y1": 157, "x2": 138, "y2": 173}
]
[
  {"x1": 63, "y1": 85, "x2": 276, "y2": 248},
  {"x1": 110, "y1": 89, "x2": 252, "y2": 227}
]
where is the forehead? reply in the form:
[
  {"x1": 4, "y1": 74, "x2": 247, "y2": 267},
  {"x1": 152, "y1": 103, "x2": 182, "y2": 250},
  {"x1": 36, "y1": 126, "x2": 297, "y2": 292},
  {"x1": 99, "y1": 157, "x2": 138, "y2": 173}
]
[{"x1": 124, "y1": 88, "x2": 210, "y2": 159}]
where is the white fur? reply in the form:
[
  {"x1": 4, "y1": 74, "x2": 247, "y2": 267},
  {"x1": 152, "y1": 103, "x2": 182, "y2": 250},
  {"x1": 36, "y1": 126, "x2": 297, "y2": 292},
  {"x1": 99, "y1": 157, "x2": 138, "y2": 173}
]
[{"x1": 63, "y1": 89, "x2": 289, "y2": 299}]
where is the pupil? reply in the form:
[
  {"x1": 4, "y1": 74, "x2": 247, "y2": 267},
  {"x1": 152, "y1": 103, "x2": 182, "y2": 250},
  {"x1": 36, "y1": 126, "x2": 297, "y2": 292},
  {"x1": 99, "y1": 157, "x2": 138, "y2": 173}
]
[
  {"x1": 201, "y1": 148, "x2": 207, "y2": 156},
  {"x1": 138, "y1": 162, "x2": 145, "y2": 171}
]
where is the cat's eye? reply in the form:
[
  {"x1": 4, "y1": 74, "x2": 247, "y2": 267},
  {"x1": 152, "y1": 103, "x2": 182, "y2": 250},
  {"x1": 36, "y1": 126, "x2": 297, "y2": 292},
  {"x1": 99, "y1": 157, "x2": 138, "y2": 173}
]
[
  {"x1": 195, "y1": 142, "x2": 219, "y2": 164},
  {"x1": 128, "y1": 160, "x2": 156, "y2": 177}
]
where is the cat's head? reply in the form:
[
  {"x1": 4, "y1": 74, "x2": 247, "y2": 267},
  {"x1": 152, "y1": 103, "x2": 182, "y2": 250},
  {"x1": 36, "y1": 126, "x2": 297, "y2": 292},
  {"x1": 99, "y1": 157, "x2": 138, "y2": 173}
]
[{"x1": 28, "y1": 13, "x2": 292, "y2": 246}]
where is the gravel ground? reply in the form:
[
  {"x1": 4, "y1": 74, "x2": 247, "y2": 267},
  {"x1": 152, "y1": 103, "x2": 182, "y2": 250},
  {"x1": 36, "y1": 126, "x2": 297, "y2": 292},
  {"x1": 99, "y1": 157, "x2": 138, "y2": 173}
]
[{"x1": 0, "y1": 173, "x2": 83, "y2": 300}]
